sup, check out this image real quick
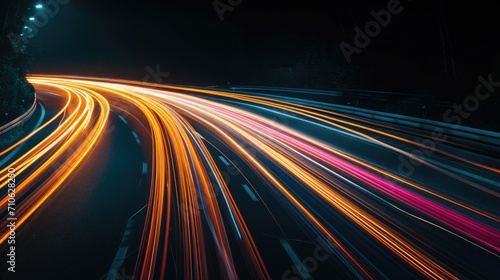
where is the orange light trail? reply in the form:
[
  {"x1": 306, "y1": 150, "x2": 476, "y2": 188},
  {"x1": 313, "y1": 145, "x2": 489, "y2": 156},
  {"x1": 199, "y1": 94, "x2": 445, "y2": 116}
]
[{"x1": 1, "y1": 75, "x2": 498, "y2": 279}]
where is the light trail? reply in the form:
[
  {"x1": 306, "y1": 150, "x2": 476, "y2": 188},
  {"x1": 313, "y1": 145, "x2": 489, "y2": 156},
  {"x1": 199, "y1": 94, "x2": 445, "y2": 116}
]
[
  {"x1": 1, "y1": 75, "x2": 498, "y2": 279},
  {"x1": 0, "y1": 82, "x2": 109, "y2": 245}
]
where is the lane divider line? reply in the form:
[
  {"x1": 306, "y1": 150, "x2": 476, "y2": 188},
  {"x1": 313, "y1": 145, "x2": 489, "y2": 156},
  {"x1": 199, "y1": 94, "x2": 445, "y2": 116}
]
[
  {"x1": 280, "y1": 239, "x2": 312, "y2": 280},
  {"x1": 218, "y1": 155, "x2": 230, "y2": 166},
  {"x1": 131, "y1": 131, "x2": 141, "y2": 145},
  {"x1": 118, "y1": 115, "x2": 128, "y2": 124},
  {"x1": 242, "y1": 184, "x2": 259, "y2": 202}
]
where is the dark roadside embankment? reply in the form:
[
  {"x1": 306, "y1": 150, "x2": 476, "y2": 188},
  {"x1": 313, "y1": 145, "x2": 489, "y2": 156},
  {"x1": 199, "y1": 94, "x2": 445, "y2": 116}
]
[{"x1": 1, "y1": 1, "x2": 37, "y2": 128}]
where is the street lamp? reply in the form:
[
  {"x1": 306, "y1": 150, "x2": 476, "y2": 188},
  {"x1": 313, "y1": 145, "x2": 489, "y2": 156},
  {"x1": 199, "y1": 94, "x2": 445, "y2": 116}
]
[
  {"x1": 35, "y1": 4, "x2": 43, "y2": 9},
  {"x1": 29, "y1": 17, "x2": 35, "y2": 21}
]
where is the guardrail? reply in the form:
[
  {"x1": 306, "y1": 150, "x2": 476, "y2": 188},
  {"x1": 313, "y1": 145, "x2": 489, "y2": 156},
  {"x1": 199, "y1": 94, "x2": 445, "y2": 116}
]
[
  {"x1": 320, "y1": 103, "x2": 500, "y2": 148},
  {"x1": 0, "y1": 99, "x2": 37, "y2": 136},
  {"x1": 21, "y1": 78, "x2": 497, "y2": 155},
  {"x1": 213, "y1": 85, "x2": 454, "y2": 111},
  {"x1": 214, "y1": 86, "x2": 500, "y2": 155}
]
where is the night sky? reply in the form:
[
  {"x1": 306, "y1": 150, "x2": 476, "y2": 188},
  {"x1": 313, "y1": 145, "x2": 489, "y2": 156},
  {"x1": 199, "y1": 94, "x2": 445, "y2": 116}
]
[{"x1": 26, "y1": 0, "x2": 500, "y2": 100}]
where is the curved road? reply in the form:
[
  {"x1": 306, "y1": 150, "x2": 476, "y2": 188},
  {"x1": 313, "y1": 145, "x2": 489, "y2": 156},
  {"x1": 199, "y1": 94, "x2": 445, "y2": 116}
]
[{"x1": 0, "y1": 75, "x2": 498, "y2": 279}]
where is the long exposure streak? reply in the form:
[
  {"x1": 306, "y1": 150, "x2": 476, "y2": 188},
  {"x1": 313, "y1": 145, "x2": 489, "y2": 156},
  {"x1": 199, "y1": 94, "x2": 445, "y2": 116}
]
[{"x1": 1, "y1": 75, "x2": 498, "y2": 279}]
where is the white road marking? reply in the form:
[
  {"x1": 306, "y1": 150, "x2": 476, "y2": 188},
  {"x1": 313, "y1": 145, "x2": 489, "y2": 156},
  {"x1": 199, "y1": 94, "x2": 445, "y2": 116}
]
[
  {"x1": 131, "y1": 131, "x2": 141, "y2": 145},
  {"x1": 280, "y1": 239, "x2": 312, "y2": 280},
  {"x1": 218, "y1": 155, "x2": 230, "y2": 166},
  {"x1": 242, "y1": 184, "x2": 259, "y2": 202},
  {"x1": 118, "y1": 115, "x2": 128, "y2": 124}
]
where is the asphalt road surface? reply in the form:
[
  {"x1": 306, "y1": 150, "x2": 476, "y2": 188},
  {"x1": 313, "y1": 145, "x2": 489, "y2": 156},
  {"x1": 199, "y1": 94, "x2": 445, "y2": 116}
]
[{"x1": 0, "y1": 75, "x2": 498, "y2": 279}]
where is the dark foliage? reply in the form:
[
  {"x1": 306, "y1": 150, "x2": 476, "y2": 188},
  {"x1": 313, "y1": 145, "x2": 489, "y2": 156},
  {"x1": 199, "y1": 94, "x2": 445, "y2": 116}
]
[{"x1": 0, "y1": 0, "x2": 36, "y2": 126}]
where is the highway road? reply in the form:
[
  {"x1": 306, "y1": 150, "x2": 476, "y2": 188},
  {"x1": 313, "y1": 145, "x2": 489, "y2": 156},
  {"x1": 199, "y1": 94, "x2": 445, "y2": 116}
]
[{"x1": 0, "y1": 75, "x2": 498, "y2": 279}]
